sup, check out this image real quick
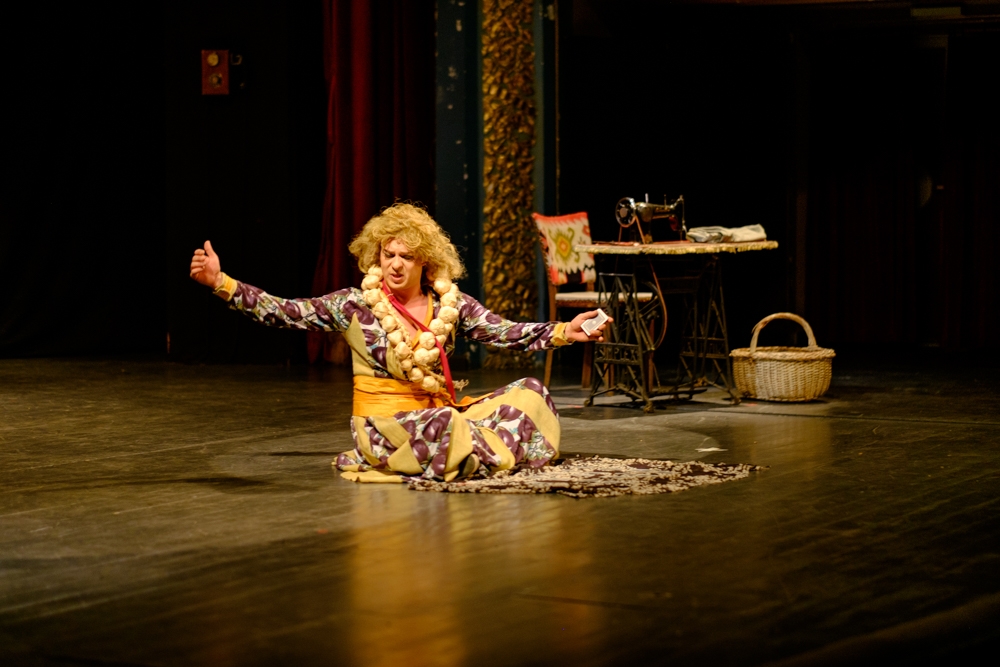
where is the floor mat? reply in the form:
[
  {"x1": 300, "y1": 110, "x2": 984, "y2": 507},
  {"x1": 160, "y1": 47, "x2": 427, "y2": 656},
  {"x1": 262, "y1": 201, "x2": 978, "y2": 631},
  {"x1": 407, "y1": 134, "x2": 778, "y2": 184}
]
[{"x1": 408, "y1": 456, "x2": 765, "y2": 498}]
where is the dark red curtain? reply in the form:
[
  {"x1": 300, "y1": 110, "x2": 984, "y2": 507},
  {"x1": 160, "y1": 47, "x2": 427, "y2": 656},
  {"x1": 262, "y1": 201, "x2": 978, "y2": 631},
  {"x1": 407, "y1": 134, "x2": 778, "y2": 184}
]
[{"x1": 309, "y1": 0, "x2": 435, "y2": 362}]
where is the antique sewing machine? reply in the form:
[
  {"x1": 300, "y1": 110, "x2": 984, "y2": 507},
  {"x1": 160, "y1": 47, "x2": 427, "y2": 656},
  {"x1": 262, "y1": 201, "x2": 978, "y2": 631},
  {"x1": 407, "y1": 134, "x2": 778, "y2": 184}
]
[
  {"x1": 615, "y1": 194, "x2": 687, "y2": 244},
  {"x1": 587, "y1": 194, "x2": 776, "y2": 411}
]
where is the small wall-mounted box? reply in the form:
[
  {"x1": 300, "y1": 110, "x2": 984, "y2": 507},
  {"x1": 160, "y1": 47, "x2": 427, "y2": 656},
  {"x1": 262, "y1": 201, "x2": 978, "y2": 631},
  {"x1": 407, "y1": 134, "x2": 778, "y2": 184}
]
[{"x1": 201, "y1": 50, "x2": 229, "y2": 95}]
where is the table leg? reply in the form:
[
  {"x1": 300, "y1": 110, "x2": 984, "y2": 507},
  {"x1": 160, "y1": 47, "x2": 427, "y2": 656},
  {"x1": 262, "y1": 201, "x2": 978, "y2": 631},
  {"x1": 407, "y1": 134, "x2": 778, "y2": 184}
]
[
  {"x1": 586, "y1": 272, "x2": 656, "y2": 412},
  {"x1": 664, "y1": 255, "x2": 739, "y2": 402}
]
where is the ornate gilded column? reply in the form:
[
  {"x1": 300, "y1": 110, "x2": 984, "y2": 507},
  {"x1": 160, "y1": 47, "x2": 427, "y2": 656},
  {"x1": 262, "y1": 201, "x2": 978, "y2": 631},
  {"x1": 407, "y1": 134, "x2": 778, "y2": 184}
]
[{"x1": 481, "y1": 0, "x2": 538, "y2": 369}]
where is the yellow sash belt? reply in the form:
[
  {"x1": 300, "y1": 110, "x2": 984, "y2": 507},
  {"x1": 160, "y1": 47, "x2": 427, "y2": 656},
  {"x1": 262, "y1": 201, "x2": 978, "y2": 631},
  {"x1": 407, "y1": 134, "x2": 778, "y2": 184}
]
[
  {"x1": 352, "y1": 376, "x2": 493, "y2": 418},
  {"x1": 352, "y1": 376, "x2": 447, "y2": 417}
]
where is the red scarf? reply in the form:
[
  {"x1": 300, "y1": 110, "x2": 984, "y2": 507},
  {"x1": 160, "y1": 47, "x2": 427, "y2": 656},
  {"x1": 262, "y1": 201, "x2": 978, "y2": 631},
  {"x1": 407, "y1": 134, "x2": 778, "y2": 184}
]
[{"x1": 382, "y1": 284, "x2": 457, "y2": 402}]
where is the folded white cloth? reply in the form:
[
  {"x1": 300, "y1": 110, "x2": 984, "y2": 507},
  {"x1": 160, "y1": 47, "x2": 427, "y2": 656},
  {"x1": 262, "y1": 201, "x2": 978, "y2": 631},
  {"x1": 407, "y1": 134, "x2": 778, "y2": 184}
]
[{"x1": 686, "y1": 224, "x2": 766, "y2": 243}]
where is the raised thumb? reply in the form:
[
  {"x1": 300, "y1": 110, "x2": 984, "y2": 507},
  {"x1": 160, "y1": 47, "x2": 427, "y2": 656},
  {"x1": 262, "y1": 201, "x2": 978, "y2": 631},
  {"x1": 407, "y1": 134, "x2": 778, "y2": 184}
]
[{"x1": 204, "y1": 240, "x2": 216, "y2": 257}]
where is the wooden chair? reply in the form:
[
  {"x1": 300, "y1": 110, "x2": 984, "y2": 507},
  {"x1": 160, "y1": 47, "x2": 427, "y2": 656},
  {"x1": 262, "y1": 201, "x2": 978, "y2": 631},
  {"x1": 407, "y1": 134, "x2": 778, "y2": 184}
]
[
  {"x1": 533, "y1": 212, "x2": 651, "y2": 388},
  {"x1": 533, "y1": 212, "x2": 599, "y2": 388}
]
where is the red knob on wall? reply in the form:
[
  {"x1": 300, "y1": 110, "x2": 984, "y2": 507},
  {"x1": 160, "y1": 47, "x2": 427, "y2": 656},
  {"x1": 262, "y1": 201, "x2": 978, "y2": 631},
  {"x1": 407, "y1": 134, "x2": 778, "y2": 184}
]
[{"x1": 201, "y1": 50, "x2": 229, "y2": 95}]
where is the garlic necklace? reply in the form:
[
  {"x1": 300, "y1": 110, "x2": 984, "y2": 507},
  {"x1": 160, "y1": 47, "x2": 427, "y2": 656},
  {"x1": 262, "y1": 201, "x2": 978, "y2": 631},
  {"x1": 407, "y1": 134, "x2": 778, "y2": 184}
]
[{"x1": 360, "y1": 266, "x2": 461, "y2": 394}]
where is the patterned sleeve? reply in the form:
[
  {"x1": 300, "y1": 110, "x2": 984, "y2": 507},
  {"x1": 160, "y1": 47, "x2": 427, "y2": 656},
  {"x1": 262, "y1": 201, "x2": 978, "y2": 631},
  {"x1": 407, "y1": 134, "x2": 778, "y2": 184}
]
[
  {"x1": 455, "y1": 293, "x2": 571, "y2": 351},
  {"x1": 224, "y1": 281, "x2": 367, "y2": 333}
]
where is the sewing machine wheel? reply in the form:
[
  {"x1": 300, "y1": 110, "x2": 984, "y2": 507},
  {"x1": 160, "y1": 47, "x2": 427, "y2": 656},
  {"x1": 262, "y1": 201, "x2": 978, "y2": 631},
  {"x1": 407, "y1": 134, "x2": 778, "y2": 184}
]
[
  {"x1": 615, "y1": 197, "x2": 637, "y2": 227},
  {"x1": 638, "y1": 275, "x2": 668, "y2": 350}
]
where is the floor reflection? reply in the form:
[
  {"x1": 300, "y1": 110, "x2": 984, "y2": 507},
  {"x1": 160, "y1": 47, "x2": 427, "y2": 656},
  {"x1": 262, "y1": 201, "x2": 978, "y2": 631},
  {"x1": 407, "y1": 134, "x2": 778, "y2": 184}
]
[
  {"x1": 344, "y1": 487, "x2": 606, "y2": 664},
  {"x1": 738, "y1": 415, "x2": 834, "y2": 477}
]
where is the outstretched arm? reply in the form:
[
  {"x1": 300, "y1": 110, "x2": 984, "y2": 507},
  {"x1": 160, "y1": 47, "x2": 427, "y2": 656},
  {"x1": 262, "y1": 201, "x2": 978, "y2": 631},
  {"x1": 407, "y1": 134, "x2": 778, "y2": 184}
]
[
  {"x1": 188, "y1": 240, "x2": 354, "y2": 333},
  {"x1": 457, "y1": 295, "x2": 609, "y2": 350}
]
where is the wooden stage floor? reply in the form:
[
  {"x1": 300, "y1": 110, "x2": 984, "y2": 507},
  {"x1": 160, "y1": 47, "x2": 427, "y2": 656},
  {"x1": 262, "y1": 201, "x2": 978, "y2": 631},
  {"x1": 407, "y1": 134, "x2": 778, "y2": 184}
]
[{"x1": 2, "y1": 356, "x2": 999, "y2": 665}]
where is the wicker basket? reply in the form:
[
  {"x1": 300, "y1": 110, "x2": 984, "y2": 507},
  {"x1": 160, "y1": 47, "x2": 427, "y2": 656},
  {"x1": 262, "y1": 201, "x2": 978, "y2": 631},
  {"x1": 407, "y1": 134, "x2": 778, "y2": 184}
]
[{"x1": 730, "y1": 313, "x2": 835, "y2": 402}]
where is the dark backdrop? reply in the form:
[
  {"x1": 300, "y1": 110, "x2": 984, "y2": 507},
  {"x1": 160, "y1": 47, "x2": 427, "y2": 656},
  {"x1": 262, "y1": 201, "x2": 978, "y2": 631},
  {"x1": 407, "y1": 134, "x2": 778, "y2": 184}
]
[
  {"x1": 4, "y1": 1, "x2": 998, "y2": 362},
  {"x1": 0, "y1": 2, "x2": 328, "y2": 362},
  {"x1": 0, "y1": 3, "x2": 168, "y2": 357},
  {"x1": 0, "y1": 1, "x2": 432, "y2": 364},
  {"x1": 558, "y1": 1, "x2": 1000, "y2": 354},
  {"x1": 806, "y1": 26, "x2": 1000, "y2": 350},
  {"x1": 163, "y1": 1, "x2": 326, "y2": 364},
  {"x1": 559, "y1": 2, "x2": 794, "y2": 360}
]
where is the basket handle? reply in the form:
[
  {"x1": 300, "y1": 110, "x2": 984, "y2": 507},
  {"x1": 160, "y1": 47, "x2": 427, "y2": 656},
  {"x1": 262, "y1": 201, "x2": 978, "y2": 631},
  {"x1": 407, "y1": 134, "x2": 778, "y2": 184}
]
[{"x1": 749, "y1": 312, "x2": 818, "y2": 354}]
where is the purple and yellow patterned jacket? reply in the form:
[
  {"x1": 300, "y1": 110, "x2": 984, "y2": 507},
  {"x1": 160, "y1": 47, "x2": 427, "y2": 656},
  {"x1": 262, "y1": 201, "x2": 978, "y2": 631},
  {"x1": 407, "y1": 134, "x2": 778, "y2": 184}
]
[{"x1": 224, "y1": 282, "x2": 571, "y2": 385}]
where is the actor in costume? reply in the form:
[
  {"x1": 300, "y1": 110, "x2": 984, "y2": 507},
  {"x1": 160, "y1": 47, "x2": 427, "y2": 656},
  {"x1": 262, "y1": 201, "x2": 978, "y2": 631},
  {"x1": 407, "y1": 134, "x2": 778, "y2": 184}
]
[{"x1": 189, "y1": 203, "x2": 608, "y2": 483}]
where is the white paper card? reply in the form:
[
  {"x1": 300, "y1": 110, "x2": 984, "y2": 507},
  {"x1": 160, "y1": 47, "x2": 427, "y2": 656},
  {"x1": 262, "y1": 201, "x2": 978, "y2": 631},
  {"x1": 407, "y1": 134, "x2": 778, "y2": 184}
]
[{"x1": 580, "y1": 308, "x2": 609, "y2": 336}]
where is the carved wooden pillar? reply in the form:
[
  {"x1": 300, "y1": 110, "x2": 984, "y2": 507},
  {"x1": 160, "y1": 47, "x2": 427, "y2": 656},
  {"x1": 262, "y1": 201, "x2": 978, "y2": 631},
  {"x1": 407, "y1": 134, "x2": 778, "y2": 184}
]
[{"x1": 481, "y1": 0, "x2": 538, "y2": 369}]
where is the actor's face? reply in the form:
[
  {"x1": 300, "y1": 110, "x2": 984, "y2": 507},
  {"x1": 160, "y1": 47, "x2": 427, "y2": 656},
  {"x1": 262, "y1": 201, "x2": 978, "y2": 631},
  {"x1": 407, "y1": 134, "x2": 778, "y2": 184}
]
[{"x1": 380, "y1": 239, "x2": 424, "y2": 294}]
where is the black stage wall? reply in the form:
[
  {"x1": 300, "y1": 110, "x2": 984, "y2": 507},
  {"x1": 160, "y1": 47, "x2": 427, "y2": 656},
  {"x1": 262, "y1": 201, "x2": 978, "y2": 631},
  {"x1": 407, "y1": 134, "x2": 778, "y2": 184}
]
[
  {"x1": 560, "y1": 1, "x2": 795, "y2": 356},
  {"x1": 162, "y1": 1, "x2": 325, "y2": 364},
  {"x1": 559, "y1": 1, "x2": 1000, "y2": 352},
  {"x1": 0, "y1": 1, "x2": 326, "y2": 363},
  {"x1": 1, "y1": 3, "x2": 168, "y2": 358}
]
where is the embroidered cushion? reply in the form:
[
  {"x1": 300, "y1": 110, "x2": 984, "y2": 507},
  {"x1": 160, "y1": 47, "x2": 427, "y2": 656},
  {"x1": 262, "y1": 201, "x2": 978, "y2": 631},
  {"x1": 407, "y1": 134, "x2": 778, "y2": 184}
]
[{"x1": 532, "y1": 212, "x2": 597, "y2": 287}]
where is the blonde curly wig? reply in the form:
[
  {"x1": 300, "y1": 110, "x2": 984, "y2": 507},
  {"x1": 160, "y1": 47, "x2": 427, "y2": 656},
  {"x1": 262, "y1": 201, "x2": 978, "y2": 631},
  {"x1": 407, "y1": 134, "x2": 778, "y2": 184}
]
[{"x1": 349, "y1": 203, "x2": 466, "y2": 282}]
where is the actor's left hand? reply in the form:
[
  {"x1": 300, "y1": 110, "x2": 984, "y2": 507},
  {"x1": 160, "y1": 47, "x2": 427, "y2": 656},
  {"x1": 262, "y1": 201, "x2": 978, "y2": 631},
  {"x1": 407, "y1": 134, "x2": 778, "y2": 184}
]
[{"x1": 566, "y1": 310, "x2": 612, "y2": 343}]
